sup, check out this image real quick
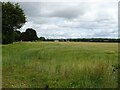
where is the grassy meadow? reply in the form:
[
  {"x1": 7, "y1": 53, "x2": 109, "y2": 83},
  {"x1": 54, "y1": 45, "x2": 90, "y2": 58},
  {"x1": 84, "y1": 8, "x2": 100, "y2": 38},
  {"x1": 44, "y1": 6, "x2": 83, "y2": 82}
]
[{"x1": 2, "y1": 42, "x2": 118, "y2": 88}]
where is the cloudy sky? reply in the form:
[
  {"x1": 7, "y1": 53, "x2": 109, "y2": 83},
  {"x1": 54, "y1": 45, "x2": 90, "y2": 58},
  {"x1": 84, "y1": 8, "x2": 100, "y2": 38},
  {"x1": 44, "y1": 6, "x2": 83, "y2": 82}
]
[{"x1": 3, "y1": 0, "x2": 119, "y2": 39}]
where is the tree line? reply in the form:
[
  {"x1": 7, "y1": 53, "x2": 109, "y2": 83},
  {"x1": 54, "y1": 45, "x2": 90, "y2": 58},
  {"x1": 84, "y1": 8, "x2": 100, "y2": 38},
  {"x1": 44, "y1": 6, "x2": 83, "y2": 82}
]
[{"x1": 45, "y1": 38, "x2": 119, "y2": 43}]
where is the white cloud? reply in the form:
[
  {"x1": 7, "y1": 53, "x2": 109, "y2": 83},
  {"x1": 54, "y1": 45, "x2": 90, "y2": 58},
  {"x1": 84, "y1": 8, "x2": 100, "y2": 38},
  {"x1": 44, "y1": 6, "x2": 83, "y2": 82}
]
[{"x1": 13, "y1": 1, "x2": 118, "y2": 39}]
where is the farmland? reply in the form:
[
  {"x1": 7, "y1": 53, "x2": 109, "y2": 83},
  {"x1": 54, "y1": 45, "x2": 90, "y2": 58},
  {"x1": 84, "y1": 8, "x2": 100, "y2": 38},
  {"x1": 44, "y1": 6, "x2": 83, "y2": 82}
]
[{"x1": 2, "y1": 42, "x2": 118, "y2": 88}]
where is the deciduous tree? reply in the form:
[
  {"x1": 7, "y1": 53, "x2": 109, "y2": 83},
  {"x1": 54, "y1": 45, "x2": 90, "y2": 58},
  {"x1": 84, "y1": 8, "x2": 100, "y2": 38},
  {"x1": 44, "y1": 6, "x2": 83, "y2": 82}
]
[{"x1": 2, "y1": 2, "x2": 26, "y2": 44}]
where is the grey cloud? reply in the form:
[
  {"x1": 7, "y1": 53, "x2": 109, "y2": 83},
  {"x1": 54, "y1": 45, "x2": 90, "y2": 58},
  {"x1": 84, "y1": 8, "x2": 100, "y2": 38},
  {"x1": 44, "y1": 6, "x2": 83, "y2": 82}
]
[
  {"x1": 93, "y1": 31, "x2": 118, "y2": 38},
  {"x1": 18, "y1": 2, "x2": 117, "y2": 39},
  {"x1": 59, "y1": 19, "x2": 117, "y2": 31},
  {"x1": 19, "y1": 2, "x2": 88, "y2": 19},
  {"x1": 19, "y1": 2, "x2": 42, "y2": 17},
  {"x1": 48, "y1": 8, "x2": 80, "y2": 19},
  {"x1": 45, "y1": 4, "x2": 87, "y2": 19}
]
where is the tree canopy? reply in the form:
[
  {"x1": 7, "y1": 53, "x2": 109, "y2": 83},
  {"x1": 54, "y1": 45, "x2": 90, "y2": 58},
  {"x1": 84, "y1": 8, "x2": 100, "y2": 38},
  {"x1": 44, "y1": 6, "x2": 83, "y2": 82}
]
[
  {"x1": 21, "y1": 28, "x2": 38, "y2": 41},
  {"x1": 14, "y1": 30, "x2": 21, "y2": 41},
  {"x1": 2, "y1": 2, "x2": 26, "y2": 44},
  {"x1": 39, "y1": 37, "x2": 46, "y2": 41}
]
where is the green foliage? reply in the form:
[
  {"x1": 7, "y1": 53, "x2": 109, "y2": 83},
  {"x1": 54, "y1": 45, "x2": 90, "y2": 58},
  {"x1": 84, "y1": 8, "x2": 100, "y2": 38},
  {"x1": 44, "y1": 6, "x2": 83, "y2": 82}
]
[
  {"x1": 2, "y1": 42, "x2": 118, "y2": 88},
  {"x1": 39, "y1": 37, "x2": 46, "y2": 41},
  {"x1": 14, "y1": 30, "x2": 21, "y2": 41},
  {"x1": 2, "y1": 2, "x2": 26, "y2": 44},
  {"x1": 21, "y1": 28, "x2": 38, "y2": 41}
]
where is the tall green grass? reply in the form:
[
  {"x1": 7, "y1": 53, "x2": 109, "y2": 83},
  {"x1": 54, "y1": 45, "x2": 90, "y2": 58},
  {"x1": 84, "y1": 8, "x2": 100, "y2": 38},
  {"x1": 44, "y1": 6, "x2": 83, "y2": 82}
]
[{"x1": 2, "y1": 42, "x2": 118, "y2": 88}]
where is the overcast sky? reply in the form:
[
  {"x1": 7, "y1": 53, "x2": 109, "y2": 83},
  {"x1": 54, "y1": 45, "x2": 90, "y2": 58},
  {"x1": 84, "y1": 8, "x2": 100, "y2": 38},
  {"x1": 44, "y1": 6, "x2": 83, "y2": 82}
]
[{"x1": 3, "y1": 0, "x2": 119, "y2": 39}]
